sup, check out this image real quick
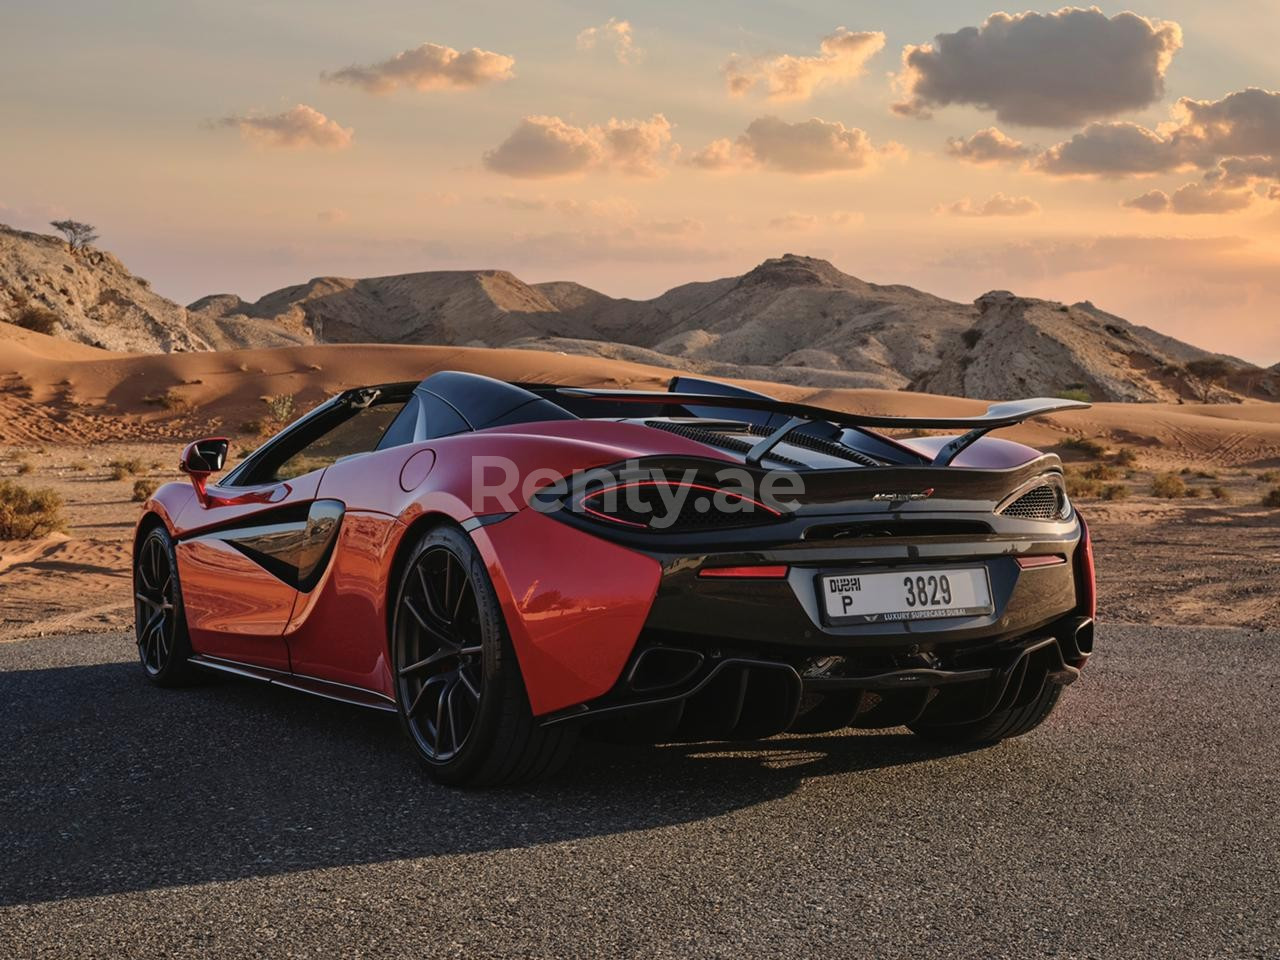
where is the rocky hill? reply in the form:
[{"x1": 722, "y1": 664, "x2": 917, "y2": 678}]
[{"x1": 2, "y1": 224, "x2": 1272, "y2": 401}]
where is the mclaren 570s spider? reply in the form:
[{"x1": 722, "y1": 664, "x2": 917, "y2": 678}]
[{"x1": 133, "y1": 371, "x2": 1096, "y2": 785}]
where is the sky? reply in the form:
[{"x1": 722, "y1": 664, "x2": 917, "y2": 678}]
[{"x1": 2, "y1": 1, "x2": 1278, "y2": 364}]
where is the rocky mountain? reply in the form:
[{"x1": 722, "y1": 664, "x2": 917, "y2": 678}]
[
  {"x1": 2, "y1": 224, "x2": 1271, "y2": 401},
  {"x1": 915, "y1": 291, "x2": 1256, "y2": 403}
]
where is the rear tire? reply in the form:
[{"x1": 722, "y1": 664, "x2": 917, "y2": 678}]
[
  {"x1": 133, "y1": 525, "x2": 199, "y2": 686},
  {"x1": 909, "y1": 681, "x2": 1063, "y2": 745},
  {"x1": 391, "y1": 524, "x2": 576, "y2": 787}
]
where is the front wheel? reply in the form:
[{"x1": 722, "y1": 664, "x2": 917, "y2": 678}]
[{"x1": 391, "y1": 525, "x2": 576, "y2": 786}]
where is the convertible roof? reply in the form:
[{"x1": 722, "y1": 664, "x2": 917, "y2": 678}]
[{"x1": 415, "y1": 371, "x2": 576, "y2": 431}]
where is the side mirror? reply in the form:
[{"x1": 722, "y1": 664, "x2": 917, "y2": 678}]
[{"x1": 180, "y1": 437, "x2": 229, "y2": 506}]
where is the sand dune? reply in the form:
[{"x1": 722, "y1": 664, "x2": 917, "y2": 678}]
[{"x1": 3, "y1": 319, "x2": 1279, "y2": 466}]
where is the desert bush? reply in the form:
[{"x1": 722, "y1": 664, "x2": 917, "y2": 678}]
[
  {"x1": 1082, "y1": 462, "x2": 1120, "y2": 481},
  {"x1": 1064, "y1": 469, "x2": 1102, "y2": 498},
  {"x1": 265, "y1": 393, "x2": 295, "y2": 424},
  {"x1": 1258, "y1": 469, "x2": 1280, "y2": 483},
  {"x1": 1184, "y1": 486, "x2": 1202, "y2": 498},
  {"x1": 0, "y1": 480, "x2": 67, "y2": 539},
  {"x1": 108, "y1": 457, "x2": 144, "y2": 480},
  {"x1": 143, "y1": 389, "x2": 193, "y2": 413},
  {"x1": 16, "y1": 460, "x2": 33, "y2": 475},
  {"x1": 1055, "y1": 387, "x2": 1092, "y2": 403},
  {"x1": 241, "y1": 419, "x2": 268, "y2": 437},
  {"x1": 1113, "y1": 447, "x2": 1139, "y2": 467},
  {"x1": 1058, "y1": 436, "x2": 1108, "y2": 458},
  {"x1": 1151, "y1": 473, "x2": 1186, "y2": 499},
  {"x1": 132, "y1": 478, "x2": 160, "y2": 502},
  {"x1": 1210, "y1": 485, "x2": 1230, "y2": 501},
  {"x1": 1101, "y1": 484, "x2": 1129, "y2": 501},
  {"x1": 13, "y1": 305, "x2": 60, "y2": 335},
  {"x1": 1194, "y1": 469, "x2": 1218, "y2": 479},
  {"x1": 1263, "y1": 487, "x2": 1280, "y2": 509}
]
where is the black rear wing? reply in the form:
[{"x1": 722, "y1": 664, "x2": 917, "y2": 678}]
[{"x1": 555, "y1": 379, "x2": 1088, "y2": 467}]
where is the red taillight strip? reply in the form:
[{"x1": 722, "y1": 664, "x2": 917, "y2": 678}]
[
  {"x1": 577, "y1": 479, "x2": 782, "y2": 527},
  {"x1": 1015, "y1": 555, "x2": 1067, "y2": 569},
  {"x1": 698, "y1": 565, "x2": 790, "y2": 579}
]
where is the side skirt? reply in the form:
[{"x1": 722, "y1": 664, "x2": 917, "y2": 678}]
[{"x1": 188, "y1": 654, "x2": 397, "y2": 713}]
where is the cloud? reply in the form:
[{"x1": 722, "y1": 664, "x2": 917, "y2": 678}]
[
  {"x1": 576, "y1": 18, "x2": 640, "y2": 64},
  {"x1": 482, "y1": 115, "x2": 675, "y2": 178},
  {"x1": 1168, "y1": 183, "x2": 1254, "y2": 215},
  {"x1": 768, "y1": 212, "x2": 820, "y2": 231},
  {"x1": 690, "y1": 116, "x2": 899, "y2": 174},
  {"x1": 1122, "y1": 190, "x2": 1170, "y2": 213},
  {"x1": 725, "y1": 28, "x2": 885, "y2": 101},
  {"x1": 893, "y1": 8, "x2": 1182, "y2": 127},
  {"x1": 937, "y1": 193, "x2": 1041, "y2": 217},
  {"x1": 600, "y1": 115, "x2": 676, "y2": 176},
  {"x1": 945, "y1": 127, "x2": 1033, "y2": 164},
  {"x1": 1035, "y1": 121, "x2": 1180, "y2": 177},
  {"x1": 212, "y1": 104, "x2": 353, "y2": 149},
  {"x1": 829, "y1": 210, "x2": 864, "y2": 226},
  {"x1": 322, "y1": 42, "x2": 514, "y2": 93},
  {"x1": 317, "y1": 208, "x2": 349, "y2": 224},
  {"x1": 1035, "y1": 89, "x2": 1280, "y2": 190}
]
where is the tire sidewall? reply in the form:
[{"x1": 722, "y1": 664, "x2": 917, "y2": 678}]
[
  {"x1": 392, "y1": 525, "x2": 514, "y2": 784},
  {"x1": 134, "y1": 525, "x2": 193, "y2": 684}
]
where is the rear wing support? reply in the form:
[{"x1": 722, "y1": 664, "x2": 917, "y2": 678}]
[{"x1": 556, "y1": 385, "x2": 1088, "y2": 467}]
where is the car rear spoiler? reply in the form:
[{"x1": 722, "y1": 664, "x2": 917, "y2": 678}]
[{"x1": 555, "y1": 379, "x2": 1089, "y2": 467}]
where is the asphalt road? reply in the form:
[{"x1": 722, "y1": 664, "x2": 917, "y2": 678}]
[{"x1": 1, "y1": 626, "x2": 1276, "y2": 959}]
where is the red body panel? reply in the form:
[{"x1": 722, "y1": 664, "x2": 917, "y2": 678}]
[
  {"x1": 284, "y1": 510, "x2": 402, "y2": 696},
  {"x1": 177, "y1": 538, "x2": 294, "y2": 670},
  {"x1": 471, "y1": 508, "x2": 662, "y2": 716}
]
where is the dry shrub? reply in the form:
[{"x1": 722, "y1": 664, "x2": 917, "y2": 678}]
[
  {"x1": 16, "y1": 460, "x2": 33, "y2": 475},
  {"x1": 1210, "y1": 485, "x2": 1230, "y2": 501},
  {"x1": 143, "y1": 389, "x2": 193, "y2": 413},
  {"x1": 1151, "y1": 473, "x2": 1186, "y2": 499},
  {"x1": 108, "y1": 457, "x2": 144, "y2": 480},
  {"x1": 1113, "y1": 447, "x2": 1139, "y2": 467},
  {"x1": 1059, "y1": 436, "x2": 1108, "y2": 458},
  {"x1": 1082, "y1": 462, "x2": 1120, "y2": 481},
  {"x1": 0, "y1": 480, "x2": 67, "y2": 539},
  {"x1": 1064, "y1": 469, "x2": 1102, "y2": 498},
  {"x1": 1259, "y1": 470, "x2": 1280, "y2": 483},
  {"x1": 1101, "y1": 484, "x2": 1129, "y2": 501},
  {"x1": 265, "y1": 393, "x2": 295, "y2": 424},
  {"x1": 1264, "y1": 487, "x2": 1280, "y2": 509},
  {"x1": 132, "y1": 478, "x2": 160, "y2": 502},
  {"x1": 13, "y1": 305, "x2": 60, "y2": 335}
]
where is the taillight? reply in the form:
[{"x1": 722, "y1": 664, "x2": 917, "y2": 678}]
[
  {"x1": 1075, "y1": 514, "x2": 1096, "y2": 620},
  {"x1": 576, "y1": 479, "x2": 785, "y2": 533}
]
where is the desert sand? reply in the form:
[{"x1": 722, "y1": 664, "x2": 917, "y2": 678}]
[{"x1": 2, "y1": 320, "x2": 1278, "y2": 642}]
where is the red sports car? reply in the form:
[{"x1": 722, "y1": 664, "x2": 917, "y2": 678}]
[{"x1": 134, "y1": 371, "x2": 1095, "y2": 785}]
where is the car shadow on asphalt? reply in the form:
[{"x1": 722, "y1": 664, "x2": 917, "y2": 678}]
[{"x1": 0, "y1": 660, "x2": 965, "y2": 906}]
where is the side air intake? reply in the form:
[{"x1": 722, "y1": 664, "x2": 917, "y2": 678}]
[{"x1": 998, "y1": 479, "x2": 1068, "y2": 521}]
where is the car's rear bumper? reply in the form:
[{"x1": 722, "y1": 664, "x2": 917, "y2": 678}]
[
  {"x1": 476, "y1": 506, "x2": 1092, "y2": 721},
  {"x1": 541, "y1": 617, "x2": 1092, "y2": 737}
]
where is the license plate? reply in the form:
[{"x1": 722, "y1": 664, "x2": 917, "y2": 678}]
[{"x1": 821, "y1": 567, "x2": 993, "y2": 623}]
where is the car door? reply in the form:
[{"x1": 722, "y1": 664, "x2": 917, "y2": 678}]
[
  {"x1": 175, "y1": 388, "x2": 411, "y2": 672},
  {"x1": 174, "y1": 471, "x2": 322, "y2": 671}
]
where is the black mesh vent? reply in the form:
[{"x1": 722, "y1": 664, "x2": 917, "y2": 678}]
[
  {"x1": 1000, "y1": 484, "x2": 1061, "y2": 520},
  {"x1": 643, "y1": 421, "x2": 805, "y2": 467}
]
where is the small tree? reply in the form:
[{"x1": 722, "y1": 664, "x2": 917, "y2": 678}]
[
  {"x1": 50, "y1": 219, "x2": 98, "y2": 252},
  {"x1": 1186, "y1": 357, "x2": 1234, "y2": 401}
]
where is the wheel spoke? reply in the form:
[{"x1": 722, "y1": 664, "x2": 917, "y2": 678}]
[
  {"x1": 458, "y1": 664, "x2": 481, "y2": 700},
  {"x1": 398, "y1": 646, "x2": 456, "y2": 677},
  {"x1": 446, "y1": 679, "x2": 462, "y2": 754},
  {"x1": 397, "y1": 545, "x2": 486, "y2": 761}
]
